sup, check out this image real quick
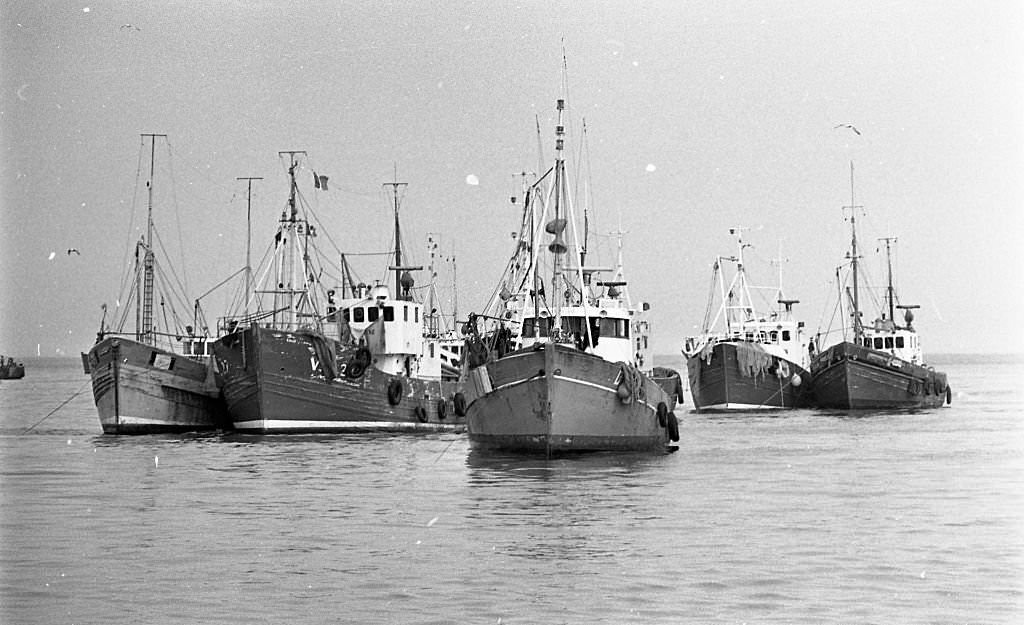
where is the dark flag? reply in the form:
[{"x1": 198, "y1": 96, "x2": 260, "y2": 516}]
[
  {"x1": 318, "y1": 175, "x2": 329, "y2": 191},
  {"x1": 313, "y1": 172, "x2": 320, "y2": 189}
]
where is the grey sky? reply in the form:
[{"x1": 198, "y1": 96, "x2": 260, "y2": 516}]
[{"x1": 2, "y1": 1, "x2": 1021, "y2": 357}]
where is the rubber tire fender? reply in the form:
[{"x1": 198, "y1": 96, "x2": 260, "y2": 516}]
[
  {"x1": 453, "y1": 392, "x2": 467, "y2": 416},
  {"x1": 667, "y1": 411, "x2": 680, "y2": 442},
  {"x1": 656, "y1": 402, "x2": 668, "y2": 428},
  {"x1": 387, "y1": 379, "x2": 403, "y2": 406}
]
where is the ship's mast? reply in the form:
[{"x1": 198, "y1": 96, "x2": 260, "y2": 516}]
[
  {"x1": 237, "y1": 176, "x2": 263, "y2": 320},
  {"x1": 138, "y1": 133, "x2": 166, "y2": 345},
  {"x1": 384, "y1": 175, "x2": 408, "y2": 297},
  {"x1": 276, "y1": 151, "x2": 307, "y2": 329},
  {"x1": 880, "y1": 236, "x2": 897, "y2": 324},
  {"x1": 846, "y1": 161, "x2": 864, "y2": 340},
  {"x1": 550, "y1": 98, "x2": 568, "y2": 331}
]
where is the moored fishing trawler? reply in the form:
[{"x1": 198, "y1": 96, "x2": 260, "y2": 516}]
[
  {"x1": 682, "y1": 228, "x2": 812, "y2": 410},
  {"x1": 85, "y1": 134, "x2": 227, "y2": 433},
  {"x1": 212, "y1": 152, "x2": 465, "y2": 433},
  {"x1": 461, "y1": 99, "x2": 683, "y2": 454},
  {"x1": 809, "y1": 163, "x2": 950, "y2": 410}
]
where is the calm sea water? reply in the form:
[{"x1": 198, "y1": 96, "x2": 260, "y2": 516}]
[{"x1": 1, "y1": 355, "x2": 1021, "y2": 624}]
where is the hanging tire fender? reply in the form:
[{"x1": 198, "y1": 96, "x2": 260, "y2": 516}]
[
  {"x1": 656, "y1": 401, "x2": 668, "y2": 428},
  {"x1": 667, "y1": 411, "x2": 680, "y2": 442},
  {"x1": 453, "y1": 392, "x2": 467, "y2": 416},
  {"x1": 387, "y1": 379, "x2": 403, "y2": 405}
]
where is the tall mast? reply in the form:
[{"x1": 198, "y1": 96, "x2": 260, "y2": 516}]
[
  {"x1": 276, "y1": 150, "x2": 306, "y2": 329},
  {"x1": 846, "y1": 161, "x2": 863, "y2": 340},
  {"x1": 549, "y1": 98, "x2": 569, "y2": 331},
  {"x1": 237, "y1": 176, "x2": 263, "y2": 320},
  {"x1": 384, "y1": 173, "x2": 408, "y2": 297},
  {"x1": 139, "y1": 133, "x2": 166, "y2": 345},
  {"x1": 880, "y1": 236, "x2": 898, "y2": 323}
]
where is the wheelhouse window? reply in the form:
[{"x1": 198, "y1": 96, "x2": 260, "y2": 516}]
[
  {"x1": 383, "y1": 306, "x2": 395, "y2": 322},
  {"x1": 353, "y1": 308, "x2": 365, "y2": 323},
  {"x1": 522, "y1": 317, "x2": 552, "y2": 337},
  {"x1": 884, "y1": 337, "x2": 894, "y2": 349},
  {"x1": 367, "y1": 307, "x2": 379, "y2": 322},
  {"x1": 896, "y1": 336, "x2": 905, "y2": 348},
  {"x1": 600, "y1": 318, "x2": 628, "y2": 339},
  {"x1": 782, "y1": 330, "x2": 791, "y2": 341}
]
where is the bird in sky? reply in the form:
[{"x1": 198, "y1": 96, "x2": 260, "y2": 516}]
[
  {"x1": 67, "y1": 248, "x2": 80, "y2": 256},
  {"x1": 120, "y1": 23, "x2": 140, "y2": 31},
  {"x1": 834, "y1": 123, "x2": 861, "y2": 135}
]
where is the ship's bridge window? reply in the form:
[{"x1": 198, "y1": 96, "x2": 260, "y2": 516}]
[
  {"x1": 782, "y1": 330, "x2": 791, "y2": 341},
  {"x1": 404, "y1": 306, "x2": 408, "y2": 322},
  {"x1": 383, "y1": 306, "x2": 394, "y2": 322},
  {"x1": 884, "y1": 336, "x2": 894, "y2": 349},
  {"x1": 600, "y1": 318, "x2": 628, "y2": 338},
  {"x1": 353, "y1": 308, "x2": 365, "y2": 323},
  {"x1": 367, "y1": 307, "x2": 379, "y2": 322},
  {"x1": 415, "y1": 307, "x2": 419, "y2": 323},
  {"x1": 873, "y1": 337, "x2": 883, "y2": 349},
  {"x1": 896, "y1": 336, "x2": 905, "y2": 348},
  {"x1": 523, "y1": 317, "x2": 552, "y2": 337},
  {"x1": 769, "y1": 331, "x2": 779, "y2": 343}
]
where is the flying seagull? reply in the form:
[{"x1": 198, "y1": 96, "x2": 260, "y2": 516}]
[
  {"x1": 120, "y1": 23, "x2": 141, "y2": 31},
  {"x1": 834, "y1": 123, "x2": 861, "y2": 135},
  {"x1": 67, "y1": 248, "x2": 80, "y2": 256}
]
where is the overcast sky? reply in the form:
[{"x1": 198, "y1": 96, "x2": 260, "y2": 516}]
[{"x1": 2, "y1": 1, "x2": 1022, "y2": 358}]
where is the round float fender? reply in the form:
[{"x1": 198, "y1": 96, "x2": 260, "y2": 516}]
[
  {"x1": 667, "y1": 411, "x2": 680, "y2": 442},
  {"x1": 414, "y1": 405, "x2": 428, "y2": 423},
  {"x1": 616, "y1": 382, "x2": 632, "y2": 403},
  {"x1": 453, "y1": 392, "x2": 467, "y2": 417},
  {"x1": 387, "y1": 379, "x2": 403, "y2": 405},
  {"x1": 436, "y1": 398, "x2": 447, "y2": 420},
  {"x1": 945, "y1": 386, "x2": 952, "y2": 405},
  {"x1": 656, "y1": 401, "x2": 668, "y2": 428}
]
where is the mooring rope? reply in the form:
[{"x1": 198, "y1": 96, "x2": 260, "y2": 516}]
[{"x1": 22, "y1": 378, "x2": 92, "y2": 434}]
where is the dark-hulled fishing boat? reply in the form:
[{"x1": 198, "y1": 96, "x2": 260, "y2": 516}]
[
  {"x1": 461, "y1": 99, "x2": 683, "y2": 454},
  {"x1": 809, "y1": 163, "x2": 950, "y2": 410},
  {"x1": 682, "y1": 229, "x2": 812, "y2": 410},
  {"x1": 84, "y1": 134, "x2": 226, "y2": 433},
  {"x1": 212, "y1": 152, "x2": 464, "y2": 433}
]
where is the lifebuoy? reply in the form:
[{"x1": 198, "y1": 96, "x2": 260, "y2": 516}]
[
  {"x1": 667, "y1": 411, "x2": 680, "y2": 442},
  {"x1": 414, "y1": 405, "x2": 428, "y2": 423},
  {"x1": 656, "y1": 402, "x2": 668, "y2": 428},
  {"x1": 387, "y1": 379, "x2": 403, "y2": 405},
  {"x1": 436, "y1": 398, "x2": 447, "y2": 420},
  {"x1": 453, "y1": 392, "x2": 467, "y2": 416}
]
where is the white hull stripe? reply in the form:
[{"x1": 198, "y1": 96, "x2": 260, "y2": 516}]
[{"x1": 698, "y1": 402, "x2": 788, "y2": 411}]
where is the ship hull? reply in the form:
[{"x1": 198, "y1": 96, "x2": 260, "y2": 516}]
[
  {"x1": 465, "y1": 343, "x2": 678, "y2": 453},
  {"x1": 213, "y1": 326, "x2": 465, "y2": 433},
  {"x1": 87, "y1": 337, "x2": 227, "y2": 434},
  {"x1": 810, "y1": 342, "x2": 949, "y2": 410},
  {"x1": 686, "y1": 341, "x2": 811, "y2": 411}
]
